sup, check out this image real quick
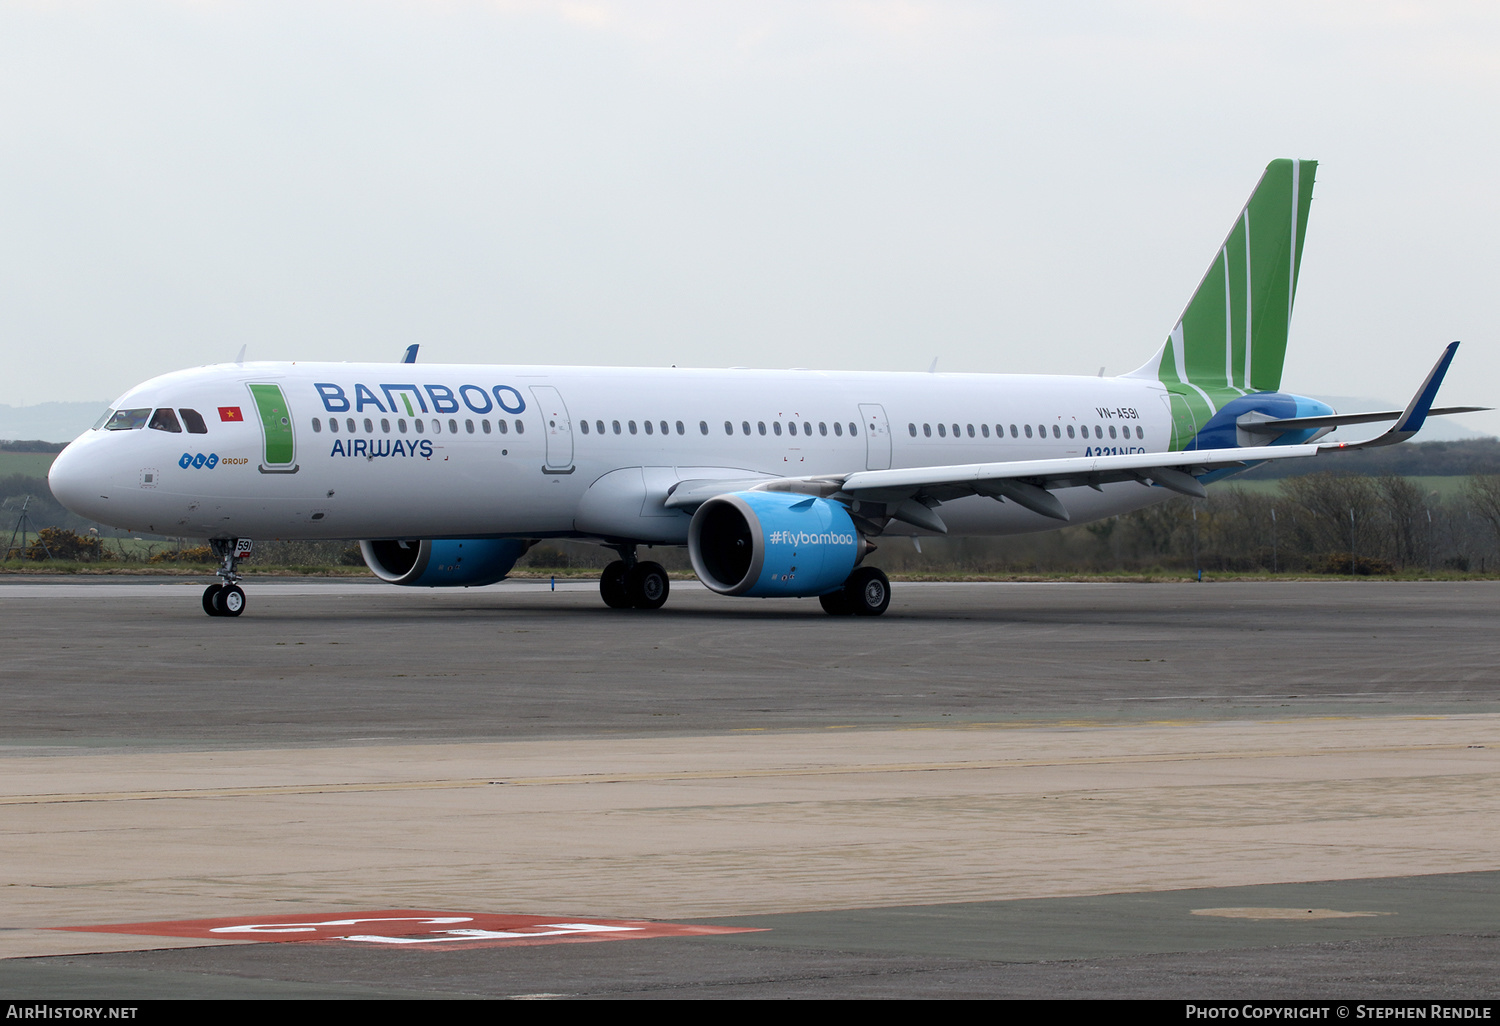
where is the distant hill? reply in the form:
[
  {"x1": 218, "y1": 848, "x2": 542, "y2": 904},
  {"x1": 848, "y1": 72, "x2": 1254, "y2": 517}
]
[
  {"x1": 1238, "y1": 438, "x2": 1500, "y2": 480},
  {"x1": 0, "y1": 402, "x2": 106, "y2": 444}
]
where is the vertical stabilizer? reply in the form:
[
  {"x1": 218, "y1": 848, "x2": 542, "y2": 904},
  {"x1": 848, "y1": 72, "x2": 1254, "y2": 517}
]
[{"x1": 1126, "y1": 159, "x2": 1317, "y2": 442}]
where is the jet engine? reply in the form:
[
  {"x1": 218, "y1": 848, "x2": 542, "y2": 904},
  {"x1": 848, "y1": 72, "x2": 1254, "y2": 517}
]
[
  {"x1": 359, "y1": 538, "x2": 533, "y2": 587},
  {"x1": 688, "y1": 491, "x2": 867, "y2": 597}
]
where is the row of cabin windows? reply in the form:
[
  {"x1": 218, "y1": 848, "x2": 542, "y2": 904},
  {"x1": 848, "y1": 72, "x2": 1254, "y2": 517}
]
[
  {"x1": 311, "y1": 417, "x2": 524, "y2": 436},
  {"x1": 577, "y1": 419, "x2": 862, "y2": 438},
  {"x1": 909, "y1": 422, "x2": 1146, "y2": 441},
  {"x1": 101, "y1": 408, "x2": 210, "y2": 434}
]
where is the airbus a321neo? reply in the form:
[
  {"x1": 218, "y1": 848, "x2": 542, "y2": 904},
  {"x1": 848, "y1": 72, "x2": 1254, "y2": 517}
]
[{"x1": 48, "y1": 160, "x2": 1483, "y2": 617}]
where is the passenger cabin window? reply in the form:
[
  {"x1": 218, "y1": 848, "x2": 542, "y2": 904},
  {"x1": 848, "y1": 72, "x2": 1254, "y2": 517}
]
[
  {"x1": 148, "y1": 408, "x2": 182, "y2": 433},
  {"x1": 312, "y1": 417, "x2": 323, "y2": 432},
  {"x1": 105, "y1": 409, "x2": 151, "y2": 431},
  {"x1": 180, "y1": 409, "x2": 208, "y2": 434}
]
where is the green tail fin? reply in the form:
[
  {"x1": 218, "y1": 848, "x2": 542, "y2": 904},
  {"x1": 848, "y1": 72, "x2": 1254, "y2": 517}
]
[{"x1": 1127, "y1": 159, "x2": 1317, "y2": 425}]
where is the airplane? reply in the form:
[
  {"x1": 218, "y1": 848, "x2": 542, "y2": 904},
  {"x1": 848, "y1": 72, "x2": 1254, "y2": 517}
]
[{"x1": 47, "y1": 159, "x2": 1484, "y2": 617}]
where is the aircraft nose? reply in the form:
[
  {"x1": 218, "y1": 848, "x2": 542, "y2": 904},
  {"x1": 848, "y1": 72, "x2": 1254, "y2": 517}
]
[{"x1": 47, "y1": 441, "x2": 104, "y2": 518}]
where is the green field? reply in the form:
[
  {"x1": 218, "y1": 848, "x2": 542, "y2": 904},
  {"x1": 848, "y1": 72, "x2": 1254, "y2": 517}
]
[{"x1": 0, "y1": 451, "x2": 58, "y2": 479}]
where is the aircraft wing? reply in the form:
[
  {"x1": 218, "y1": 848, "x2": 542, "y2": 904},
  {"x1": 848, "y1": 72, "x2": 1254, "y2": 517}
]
[{"x1": 664, "y1": 343, "x2": 1466, "y2": 533}]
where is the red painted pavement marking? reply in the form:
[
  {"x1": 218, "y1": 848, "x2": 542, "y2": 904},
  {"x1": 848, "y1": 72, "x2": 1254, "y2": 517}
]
[{"x1": 56, "y1": 910, "x2": 763, "y2": 950}]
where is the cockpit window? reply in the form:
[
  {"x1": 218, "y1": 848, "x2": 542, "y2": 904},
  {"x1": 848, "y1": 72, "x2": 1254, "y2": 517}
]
[
  {"x1": 104, "y1": 408, "x2": 151, "y2": 431},
  {"x1": 180, "y1": 409, "x2": 208, "y2": 434},
  {"x1": 149, "y1": 408, "x2": 183, "y2": 433},
  {"x1": 92, "y1": 409, "x2": 114, "y2": 431}
]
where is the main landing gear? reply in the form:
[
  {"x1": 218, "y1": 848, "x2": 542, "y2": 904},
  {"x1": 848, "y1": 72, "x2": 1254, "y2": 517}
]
[
  {"x1": 599, "y1": 547, "x2": 670, "y2": 610},
  {"x1": 818, "y1": 566, "x2": 891, "y2": 617},
  {"x1": 202, "y1": 538, "x2": 251, "y2": 618}
]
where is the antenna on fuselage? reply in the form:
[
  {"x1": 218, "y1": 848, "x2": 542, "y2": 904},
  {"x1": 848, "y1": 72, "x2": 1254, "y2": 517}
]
[{"x1": 401, "y1": 344, "x2": 419, "y2": 364}]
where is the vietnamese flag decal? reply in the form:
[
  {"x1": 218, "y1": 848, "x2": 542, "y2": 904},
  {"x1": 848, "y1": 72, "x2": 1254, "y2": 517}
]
[{"x1": 219, "y1": 407, "x2": 244, "y2": 422}]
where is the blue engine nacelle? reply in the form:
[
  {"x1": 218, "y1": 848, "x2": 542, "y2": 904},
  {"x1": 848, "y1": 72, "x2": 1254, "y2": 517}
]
[
  {"x1": 688, "y1": 491, "x2": 863, "y2": 597},
  {"x1": 359, "y1": 538, "x2": 533, "y2": 587}
]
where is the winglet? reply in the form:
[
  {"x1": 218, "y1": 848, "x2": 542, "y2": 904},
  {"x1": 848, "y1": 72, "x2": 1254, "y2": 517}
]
[{"x1": 1325, "y1": 341, "x2": 1461, "y2": 450}]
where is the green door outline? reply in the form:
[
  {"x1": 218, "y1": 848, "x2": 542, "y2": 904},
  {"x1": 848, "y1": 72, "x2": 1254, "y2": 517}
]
[{"x1": 248, "y1": 382, "x2": 299, "y2": 473}]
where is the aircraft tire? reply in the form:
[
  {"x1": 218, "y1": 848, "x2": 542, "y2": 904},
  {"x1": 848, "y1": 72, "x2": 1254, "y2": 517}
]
[
  {"x1": 844, "y1": 567, "x2": 891, "y2": 617},
  {"x1": 819, "y1": 590, "x2": 853, "y2": 616},
  {"x1": 220, "y1": 585, "x2": 247, "y2": 617},
  {"x1": 600, "y1": 561, "x2": 631, "y2": 609},
  {"x1": 626, "y1": 561, "x2": 670, "y2": 610},
  {"x1": 202, "y1": 585, "x2": 224, "y2": 617}
]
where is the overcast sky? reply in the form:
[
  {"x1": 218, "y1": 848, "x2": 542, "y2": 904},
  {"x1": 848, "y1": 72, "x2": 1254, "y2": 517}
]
[{"x1": 2, "y1": 1, "x2": 1496, "y2": 434}]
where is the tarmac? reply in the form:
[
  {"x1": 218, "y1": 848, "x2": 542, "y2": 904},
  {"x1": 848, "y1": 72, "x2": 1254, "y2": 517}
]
[{"x1": 1, "y1": 577, "x2": 1497, "y2": 998}]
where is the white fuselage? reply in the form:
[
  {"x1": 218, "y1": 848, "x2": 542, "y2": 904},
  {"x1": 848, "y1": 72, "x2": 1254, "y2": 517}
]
[{"x1": 49, "y1": 362, "x2": 1180, "y2": 542}]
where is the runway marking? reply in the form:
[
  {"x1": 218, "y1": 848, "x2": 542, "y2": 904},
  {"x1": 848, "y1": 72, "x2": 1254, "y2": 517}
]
[
  {"x1": 4, "y1": 739, "x2": 1490, "y2": 805},
  {"x1": 56, "y1": 910, "x2": 761, "y2": 950},
  {"x1": 1192, "y1": 907, "x2": 1391, "y2": 920}
]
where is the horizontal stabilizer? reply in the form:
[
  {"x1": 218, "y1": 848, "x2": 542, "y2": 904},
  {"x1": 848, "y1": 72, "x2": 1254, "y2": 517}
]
[{"x1": 1240, "y1": 404, "x2": 1487, "y2": 435}]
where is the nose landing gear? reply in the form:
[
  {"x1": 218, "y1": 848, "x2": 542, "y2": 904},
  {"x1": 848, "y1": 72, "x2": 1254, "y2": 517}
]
[{"x1": 202, "y1": 538, "x2": 252, "y2": 617}]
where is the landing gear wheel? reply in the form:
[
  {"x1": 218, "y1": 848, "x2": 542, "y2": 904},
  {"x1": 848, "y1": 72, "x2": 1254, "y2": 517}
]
[
  {"x1": 202, "y1": 584, "x2": 224, "y2": 617},
  {"x1": 819, "y1": 590, "x2": 853, "y2": 616},
  {"x1": 600, "y1": 560, "x2": 631, "y2": 609},
  {"x1": 219, "y1": 585, "x2": 246, "y2": 617},
  {"x1": 626, "y1": 561, "x2": 670, "y2": 610},
  {"x1": 844, "y1": 566, "x2": 891, "y2": 617}
]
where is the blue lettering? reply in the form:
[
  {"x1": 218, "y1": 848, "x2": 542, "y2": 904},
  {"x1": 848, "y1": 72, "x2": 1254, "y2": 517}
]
[
  {"x1": 425, "y1": 384, "x2": 459, "y2": 413},
  {"x1": 179, "y1": 452, "x2": 193, "y2": 469},
  {"x1": 353, "y1": 438, "x2": 368, "y2": 457},
  {"x1": 459, "y1": 384, "x2": 493, "y2": 414},
  {"x1": 380, "y1": 384, "x2": 428, "y2": 415},
  {"x1": 192, "y1": 453, "x2": 207, "y2": 469},
  {"x1": 391, "y1": 440, "x2": 406, "y2": 457},
  {"x1": 315, "y1": 383, "x2": 350, "y2": 412},
  {"x1": 420, "y1": 440, "x2": 433, "y2": 458},
  {"x1": 331, "y1": 439, "x2": 346, "y2": 456},
  {"x1": 493, "y1": 385, "x2": 525, "y2": 414},
  {"x1": 354, "y1": 383, "x2": 387, "y2": 413},
  {"x1": 205, "y1": 453, "x2": 219, "y2": 469},
  {"x1": 372, "y1": 439, "x2": 391, "y2": 457}
]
